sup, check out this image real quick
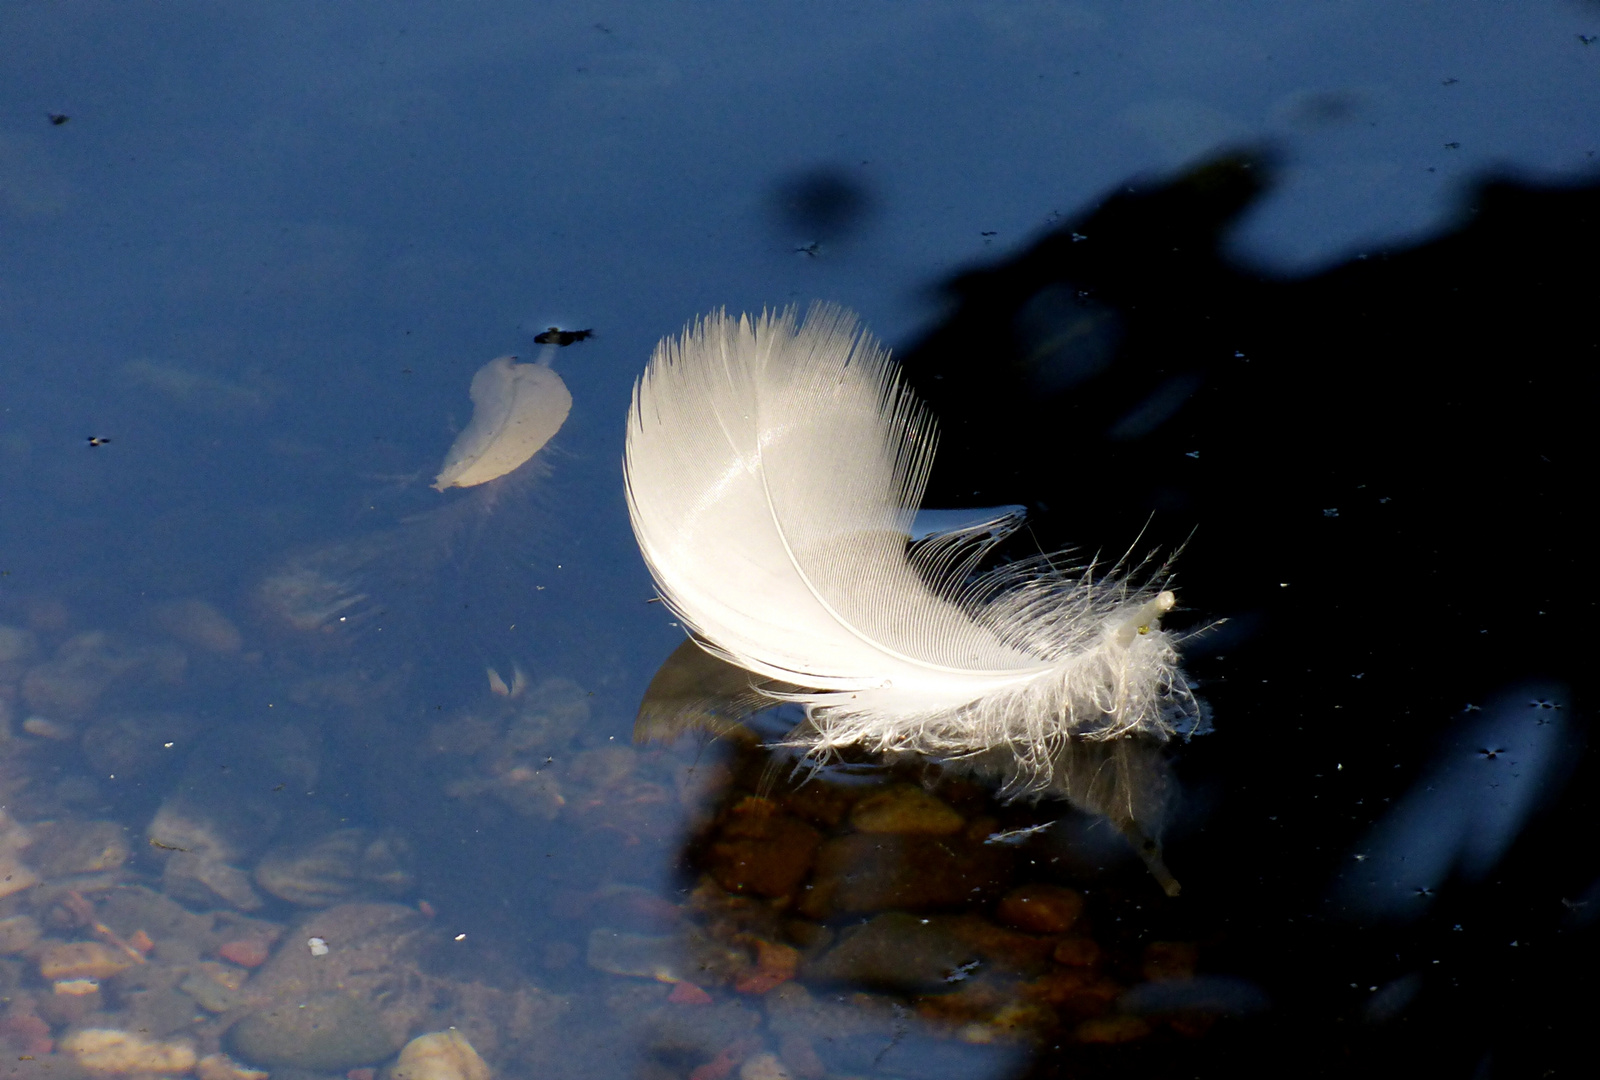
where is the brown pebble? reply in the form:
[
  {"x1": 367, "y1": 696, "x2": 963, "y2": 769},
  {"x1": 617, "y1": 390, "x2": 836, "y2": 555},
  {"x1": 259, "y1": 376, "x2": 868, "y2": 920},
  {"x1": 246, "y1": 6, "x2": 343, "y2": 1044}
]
[
  {"x1": 1141, "y1": 940, "x2": 1199, "y2": 982},
  {"x1": 1052, "y1": 936, "x2": 1102, "y2": 967},
  {"x1": 39, "y1": 941, "x2": 135, "y2": 981},
  {"x1": 196, "y1": 1056, "x2": 269, "y2": 1080},
  {"x1": 217, "y1": 939, "x2": 270, "y2": 968},
  {"x1": 707, "y1": 799, "x2": 821, "y2": 899},
  {"x1": 996, "y1": 884, "x2": 1085, "y2": 934},
  {"x1": 1075, "y1": 1015, "x2": 1152, "y2": 1044},
  {"x1": 849, "y1": 784, "x2": 964, "y2": 835}
]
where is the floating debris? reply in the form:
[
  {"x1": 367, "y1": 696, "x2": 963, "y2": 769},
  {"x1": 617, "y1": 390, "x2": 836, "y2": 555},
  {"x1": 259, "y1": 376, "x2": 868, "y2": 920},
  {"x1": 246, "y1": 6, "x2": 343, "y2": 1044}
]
[
  {"x1": 983, "y1": 821, "x2": 1056, "y2": 845},
  {"x1": 533, "y1": 326, "x2": 593, "y2": 346},
  {"x1": 434, "y1": 355, "x2": 571, "y2": 490}
]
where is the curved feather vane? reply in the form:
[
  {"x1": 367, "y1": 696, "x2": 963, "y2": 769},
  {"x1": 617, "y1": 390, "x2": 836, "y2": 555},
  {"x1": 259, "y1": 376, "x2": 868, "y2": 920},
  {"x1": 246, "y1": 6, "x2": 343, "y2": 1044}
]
[{"x1": 624, "y1": 304, "x2": 1196, "y2": 786}]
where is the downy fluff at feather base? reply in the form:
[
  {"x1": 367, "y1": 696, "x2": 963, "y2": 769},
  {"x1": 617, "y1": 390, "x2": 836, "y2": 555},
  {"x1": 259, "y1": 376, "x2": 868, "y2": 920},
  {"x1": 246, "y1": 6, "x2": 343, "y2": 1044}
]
[{"x1": 623, "y1": 304, "x2": 1198, "y2": 788}]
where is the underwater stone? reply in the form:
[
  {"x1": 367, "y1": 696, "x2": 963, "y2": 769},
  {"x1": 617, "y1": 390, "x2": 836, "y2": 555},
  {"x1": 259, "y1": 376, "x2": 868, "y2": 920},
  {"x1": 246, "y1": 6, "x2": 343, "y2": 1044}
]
[
  {"x1": 196, "y1": 1053, "x2": 270, "y2": 1080},
  {"x1": 39, "y1": 941, "x2": 136, "y2": 981},
  {"x1": 995, "y1": 884, "x2": 1085, "y2": 935},
  {"x1": 61, "y1": 1029, "x2": 198, "y2": 1074},
  {"x1": 152, "y1": 598, "x2": 244, "y2": 654},
  {"x1": 0, "y1": 914, "x2": 42, "y2": 954},
  {"x1": 737, "y1": 1052, "x2": 793, "y2": 1080},
  {"x1": 389, "y1": 1030, "x2": 491, "y2": 1080},
  {"x1": 21, "y1": 631, "x2": 186, "y2": 719},
  {"x1": 238, "y1": 903, "x2": 434, "y2": 1061},
  {"x1": 847, "y1": 784, "x2": 965, "y2": 835},
  {"x1": 254, "y1": 827, "x2": 415, "y2": 907},
  {"x1": 230, "y1": 991, "x2": 402, "y2": 1071},
  {"x1": 797, "y1": 832, "x2": 1013, "y2": 917},
  {"x1": 705, "y1": 798, "x2": 821, "y2": 899},
  {"x1": 25, "y1": 819, "x2": 132, "y2": 878},
  {"x1": 82, "y1": 712, "x2": 201, "y2": 782},
  {"x1": 162, "y1": 851, "x2": 265, "y2": 912},
  {"x1": 0, "y1": 855, "x2": 39, "y2": 900},
  {"x1": 801, "y1": 912, "x2": 977, "y2": 994}
]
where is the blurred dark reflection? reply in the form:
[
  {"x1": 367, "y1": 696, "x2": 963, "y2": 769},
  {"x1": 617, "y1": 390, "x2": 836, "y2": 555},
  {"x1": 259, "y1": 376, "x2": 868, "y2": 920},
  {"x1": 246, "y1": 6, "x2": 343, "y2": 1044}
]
[
  {"x1": 884, "y1": 149, "x2": 1596, "y2": 1077},
  {"x1": 771, "y1": 166, "x2": 876, "y2": 245}
]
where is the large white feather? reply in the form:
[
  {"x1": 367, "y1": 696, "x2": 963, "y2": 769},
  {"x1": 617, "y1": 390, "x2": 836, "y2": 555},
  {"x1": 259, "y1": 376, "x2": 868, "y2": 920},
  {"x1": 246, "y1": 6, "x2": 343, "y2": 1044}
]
[{"x1": 624, "y1": 304, "x2": 1196, "y2": 784}]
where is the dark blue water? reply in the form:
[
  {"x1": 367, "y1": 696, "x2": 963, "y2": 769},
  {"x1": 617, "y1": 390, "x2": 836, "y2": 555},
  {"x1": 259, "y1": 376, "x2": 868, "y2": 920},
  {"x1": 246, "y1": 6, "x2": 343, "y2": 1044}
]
[{"x1": 2, "y1": 4, "x2": 1596, "y2": 1079}]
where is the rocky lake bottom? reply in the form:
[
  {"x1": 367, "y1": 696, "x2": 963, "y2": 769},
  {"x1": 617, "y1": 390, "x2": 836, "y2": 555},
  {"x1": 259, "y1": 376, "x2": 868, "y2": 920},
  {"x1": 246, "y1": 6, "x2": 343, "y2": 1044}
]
[{"x1": 0, "y1": 595, "x2": 1240, "y2": 1080}]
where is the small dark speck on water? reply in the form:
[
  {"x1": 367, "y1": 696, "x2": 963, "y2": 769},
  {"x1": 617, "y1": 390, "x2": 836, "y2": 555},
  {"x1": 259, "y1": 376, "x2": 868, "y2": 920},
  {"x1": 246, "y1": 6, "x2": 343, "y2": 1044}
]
[
  {"x1": 49, "y1": 113, "x2": 69, "y2": 125},
  {"x1": 534, "y1": 327, "x2": 593, "y2": 346}
]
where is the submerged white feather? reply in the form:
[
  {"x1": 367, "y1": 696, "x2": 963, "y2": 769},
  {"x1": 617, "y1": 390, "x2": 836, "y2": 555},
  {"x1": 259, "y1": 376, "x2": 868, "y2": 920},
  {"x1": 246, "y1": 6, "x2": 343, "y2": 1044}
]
[{"x1": 624, "y1": 305, "x2": 1196, "y2": 784}]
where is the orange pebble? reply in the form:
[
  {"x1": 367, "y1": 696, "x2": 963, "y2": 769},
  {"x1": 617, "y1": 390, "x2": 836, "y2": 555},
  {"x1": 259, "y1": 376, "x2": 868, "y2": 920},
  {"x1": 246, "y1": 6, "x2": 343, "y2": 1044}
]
[
  {"x1": 734, "y1": 939, "x2": 800, "y2": 994},
  {"x1": 129, "y1": 930, "x2": 155, "y2": 955},
  {"x1": 347, "y1": 1069, "x2": 376, "y2": 1080},
  {"x1": 668, "y1": 981, "x2": 714, "y2": 1005},
  {"x1": 218, "y1": 939, "x2": 271, "y2": 968}
]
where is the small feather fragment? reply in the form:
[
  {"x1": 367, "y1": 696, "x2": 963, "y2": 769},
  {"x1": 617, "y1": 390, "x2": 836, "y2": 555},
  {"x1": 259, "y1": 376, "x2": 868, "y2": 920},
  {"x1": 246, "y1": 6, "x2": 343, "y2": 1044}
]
[{"x1": 434, "y1": 356, "x2": 571, "y2": 490}]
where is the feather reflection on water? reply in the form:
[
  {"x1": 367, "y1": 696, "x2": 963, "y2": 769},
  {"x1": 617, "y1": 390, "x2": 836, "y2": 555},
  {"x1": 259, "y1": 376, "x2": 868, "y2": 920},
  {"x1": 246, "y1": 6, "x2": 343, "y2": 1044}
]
[
  {"x1": 634, "y1": 640, "x2": 1186, "y2": 895},
  {"x1": 253, "y1": 458, "x2": 554, "y2": 643}
]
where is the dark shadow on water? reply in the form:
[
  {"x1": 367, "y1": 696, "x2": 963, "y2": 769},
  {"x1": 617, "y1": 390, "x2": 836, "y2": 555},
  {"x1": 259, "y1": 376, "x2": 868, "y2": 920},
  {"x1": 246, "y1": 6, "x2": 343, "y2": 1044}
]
[{"x1": 624, "y1": 153, "x2": 1598, "y2": 1080}]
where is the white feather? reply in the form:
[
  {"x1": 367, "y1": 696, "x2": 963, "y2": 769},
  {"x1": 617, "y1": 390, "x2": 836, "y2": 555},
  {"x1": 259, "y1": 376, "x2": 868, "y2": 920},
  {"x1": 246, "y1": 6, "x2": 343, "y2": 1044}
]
[{"x1": 624, "y1": 304, "x2": 1197, "y2": 786}]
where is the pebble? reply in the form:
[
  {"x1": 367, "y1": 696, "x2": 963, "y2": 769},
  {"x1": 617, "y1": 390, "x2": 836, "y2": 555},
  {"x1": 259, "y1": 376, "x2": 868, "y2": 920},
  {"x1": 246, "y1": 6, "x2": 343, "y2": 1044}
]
[
  {"x1": 53, "y1": 977, "x2": 102, "y2": 997},
  {"x1": 21, "y1": 630, "x2": 186, "y2": 719},
  {"x1": 848, "y1": 784, "x2": 965, "y2": 834},
  {"x1": 732, "y1": 940, "x2": 800, "y2": 995},
  {"x1": 22, "y1": 715, "x2": 76, "y2": 740},
  {"x1": 995, "y1": 884, "x2": 1085, "y2": 934},
  {"x1": 230, "y1": 904, "x2": 444, "y2": 1070},
  {"x1": 218, "y1": 937, "x2": 272, "y2": 967},
  {"x1": 152, "y1": 598, "x2": 244, "y2": 654},
  {"x1": 25, "y1": 819, "x2": 132, "y2": 877},
  {"x1": 230, "y1": 991, "x2": 402, "y2": 1071},
  {"x1": 737, "y1": 1052, "x2": 793, "y2": 1080},
  {"x1": 180, "y1": 964, "x2": 246, "y2": 1012},
  {"x1": 706, "y1": 799, "x2": 821, "y2": 899},
  {"x1": 39, "y1": 941, "x2": 137, "y2": 981},
  {"x1": 1052, "y1": 936, "x2": 1102, "y2": 967},
  {"x1": 390, "y1": 1030, "x2": 491, "y2": 1080},
  {"x1": 587, "y1": 929, "x2": 683, "y2": 982},
  {"x1": 82, "y1": 711, "x2": 201, "y2": 780},
  {"x1": 669, "y1": 982, "x2": 715, "y2": 1005},
  {"x1": 798, "y1": 832, "x2": 1013, "y2": 917},
  {"x1": 196, "y1": 1053, "x2": 270, "y2": 1080},
  {"x1": 802, "y1": 912, "x2": 976, "y2": 993},
  {"x1": 255, "y1": 828, "x2": 415, "y2": 907},
  {"x1": 61, "y1": 1029, "x2": 199, "y2": 1074},
  {"x1": 0, "y1": 913, "x2": 42, "y2": 953},
  {"x1": 162, "y1": 851, "x2": 265, "y2": 912}
]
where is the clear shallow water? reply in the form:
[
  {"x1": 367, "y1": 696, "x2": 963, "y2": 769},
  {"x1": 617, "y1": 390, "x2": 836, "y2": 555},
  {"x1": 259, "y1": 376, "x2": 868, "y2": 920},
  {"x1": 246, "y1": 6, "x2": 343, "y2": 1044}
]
[{"x1": 2, "y1": 4, "x2": 1597, "y2": 1079}]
